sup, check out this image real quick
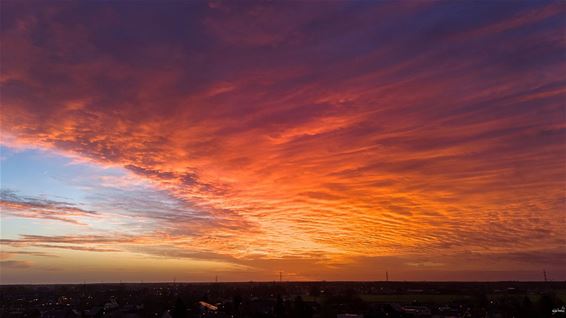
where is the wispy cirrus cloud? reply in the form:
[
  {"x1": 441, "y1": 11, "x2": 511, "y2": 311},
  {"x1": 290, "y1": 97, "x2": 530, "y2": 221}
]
[
  {"x1": 0, "y1": 260, "x2": 32, "y2": 269},
  {"x1": 0, "y1": 190, "x2": 98, "y2": 225},
  {"x1": 0, "y1": 250, "x2": 58, "y2": 259},
  {"x1": 0, "y1": 234, "x2": 137, "y2": 255}
]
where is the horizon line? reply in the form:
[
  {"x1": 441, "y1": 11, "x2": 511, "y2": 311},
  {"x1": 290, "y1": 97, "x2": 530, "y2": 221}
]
[{"x1": 1, "y1": 280, "x2": 563, "y2": 286}]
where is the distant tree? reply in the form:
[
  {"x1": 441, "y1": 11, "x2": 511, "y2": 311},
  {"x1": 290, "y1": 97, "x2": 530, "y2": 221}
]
[
  {"x1": 309, "y1": 285, "x2": 321, "y2": 297},
  {"x1": 275, "y1": 295, "x2": 285, "y2": 318},
  {"x1": 187, "y1": 299, "x2": 201, "y2": 318},
  {"x1": 171, "y1": 297, "x2": 187, "y2": 318},
  {"x1": 468, "y1": 292, "x2": 488, "y2": 317},
  {"x1": 518, "y1": 296, "x2": 533, "y2": 318},
  {"x1": 233, "y1": 293, "x2": 242, "y2": 317},
  {"x1": 537, "y1": 293, "x2": 556, "y2": 318},
  {"x1": 294, "y1": 295, "x2": 313, "y2": 318},
  {"x1": 27, "y1": 308, "x2": 41, "y2": 318}
]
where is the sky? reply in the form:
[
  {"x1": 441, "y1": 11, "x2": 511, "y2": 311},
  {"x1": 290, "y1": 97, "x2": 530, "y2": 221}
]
[{"x1": 1, "y1": 1, "x2": 565, "y2": 284}]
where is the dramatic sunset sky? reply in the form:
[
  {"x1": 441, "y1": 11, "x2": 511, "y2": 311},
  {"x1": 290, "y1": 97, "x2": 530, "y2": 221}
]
[{"x1": 1, "y1": 1, "x2": 565, "y2": 284}]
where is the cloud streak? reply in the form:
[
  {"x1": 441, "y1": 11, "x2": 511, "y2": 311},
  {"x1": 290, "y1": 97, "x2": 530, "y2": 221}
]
[
  {"x1": 1, "y1": 190, "x2": 98, "y2": 224},
  {"x1": 0, "y1": 260, "x2": 32, "y2": 270}
]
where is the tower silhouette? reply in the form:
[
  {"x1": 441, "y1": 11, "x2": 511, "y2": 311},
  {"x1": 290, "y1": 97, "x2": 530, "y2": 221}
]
[{"x1": 543, "y1": 270, "x2": 548, "y2": 282}]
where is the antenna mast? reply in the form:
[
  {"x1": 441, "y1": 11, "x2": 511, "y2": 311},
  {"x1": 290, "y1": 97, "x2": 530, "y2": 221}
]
[{"x1": 543, "y1": 270, "x2": 548, "y2": 282}]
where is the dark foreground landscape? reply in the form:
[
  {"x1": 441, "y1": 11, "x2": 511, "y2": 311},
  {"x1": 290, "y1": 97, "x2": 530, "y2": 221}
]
[{"x1": 1, "y1": 281, "x2": 565, "y2": 318}]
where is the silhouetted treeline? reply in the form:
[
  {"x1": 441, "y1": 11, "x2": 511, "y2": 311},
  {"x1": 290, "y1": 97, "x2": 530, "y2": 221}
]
[{"x1": 1, "y1": 281, "x2": 565, "y2": 317}]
